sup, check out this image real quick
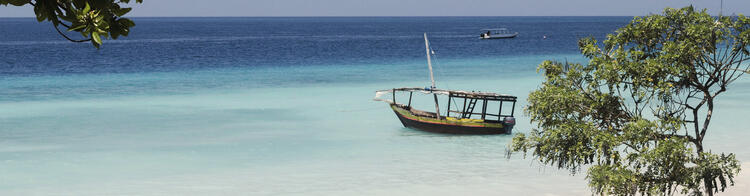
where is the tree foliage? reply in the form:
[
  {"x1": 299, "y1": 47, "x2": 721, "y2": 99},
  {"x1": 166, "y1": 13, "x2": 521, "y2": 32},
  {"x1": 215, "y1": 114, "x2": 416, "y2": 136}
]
[
  {"x1": 1, "y1": 0, "x2": 143, "y2": 48},
  {"x1": 509, "y1": 6, "x2": 749, "y2": 196}
]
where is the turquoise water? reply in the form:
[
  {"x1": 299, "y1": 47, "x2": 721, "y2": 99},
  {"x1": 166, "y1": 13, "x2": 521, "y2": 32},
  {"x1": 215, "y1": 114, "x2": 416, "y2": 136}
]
[{"x1": 1, "y1": 17, "x2": 749, "y2": 195}]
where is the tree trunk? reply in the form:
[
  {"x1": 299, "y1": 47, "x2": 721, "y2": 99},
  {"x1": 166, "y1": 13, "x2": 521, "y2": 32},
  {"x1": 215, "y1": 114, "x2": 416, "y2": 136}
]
[{"x1": 705, "y1": 175, "x2": 714, "y2": 196}]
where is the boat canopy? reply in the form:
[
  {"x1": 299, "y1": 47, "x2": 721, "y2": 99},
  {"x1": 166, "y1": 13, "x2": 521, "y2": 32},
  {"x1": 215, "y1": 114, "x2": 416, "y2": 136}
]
[
  {"x1": 480, "y1": 28, "x2": 508, "y2": 31},
  {"x1": 375, "y1": 87, "x2": 518, "y2": 122},
  {"x1": 374, "y1": 87, "x2": 517, "y2": 103}
]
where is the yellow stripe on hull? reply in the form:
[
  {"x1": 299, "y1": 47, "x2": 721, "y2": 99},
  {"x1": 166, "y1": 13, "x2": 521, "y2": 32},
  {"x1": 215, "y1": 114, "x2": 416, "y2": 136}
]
[{"x1": 390, "y1": 104, "x2": 504, "y2": 128}]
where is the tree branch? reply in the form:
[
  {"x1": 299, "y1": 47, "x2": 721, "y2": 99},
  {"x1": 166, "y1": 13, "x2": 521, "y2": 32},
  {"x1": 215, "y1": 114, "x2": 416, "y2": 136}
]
[{"x1": 53, "y1": 24, "x2": 90, "y2": 43}]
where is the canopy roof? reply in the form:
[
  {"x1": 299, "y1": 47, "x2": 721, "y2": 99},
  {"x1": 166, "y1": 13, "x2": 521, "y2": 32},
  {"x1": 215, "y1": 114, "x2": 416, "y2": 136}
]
[
  {"x1": 375, "y1": 87, "x2": 517, "y2": 101},
  {"x1": 480, "y1": 28, "x2": 509, "y2": 31}
]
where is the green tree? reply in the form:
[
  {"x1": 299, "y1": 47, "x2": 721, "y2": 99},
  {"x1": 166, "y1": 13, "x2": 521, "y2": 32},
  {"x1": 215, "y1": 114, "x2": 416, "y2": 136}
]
[
  {"x1": 508, "y1": 6, "x2": 749, "y2": 196},
  {"x1": 1, "y1": 0, "x2": 142, "y2": 48}
]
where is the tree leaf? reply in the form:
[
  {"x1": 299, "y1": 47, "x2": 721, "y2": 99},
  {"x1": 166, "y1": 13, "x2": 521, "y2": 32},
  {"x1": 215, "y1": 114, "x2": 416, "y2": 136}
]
[
  {"x1": 114, "y1": 7, "x2": 132, "y2": 17},
  {"x1": 67, "y1": 24, "x2": 86, "y2": 32},
  {"x1": 91, "y1": 31, "x2": 102, "y2": 46},
  {"x1": 32, "y1": 4, "x2": 45, "y2": 22},
  {"x1": 82, "y1": 2, "x2": 90, "y2": 14},
  {"x1": 119, "y1": 18, "x2": 135, "y2": 27},
  {"x1": 4, "y1": 0, "x2": 30, "y2": 6}
]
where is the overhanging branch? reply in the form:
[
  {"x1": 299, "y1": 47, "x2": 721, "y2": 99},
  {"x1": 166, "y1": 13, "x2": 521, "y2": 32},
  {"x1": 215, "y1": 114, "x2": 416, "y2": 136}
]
[{"x1": 53, "y1": 24, "x2": 90, "y2": 43}]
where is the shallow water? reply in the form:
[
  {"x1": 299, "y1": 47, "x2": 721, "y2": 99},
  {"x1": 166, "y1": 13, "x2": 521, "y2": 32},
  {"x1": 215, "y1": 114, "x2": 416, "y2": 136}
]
[{"x1": 1, "y1": 17, "x2": 749, "y2": 195}]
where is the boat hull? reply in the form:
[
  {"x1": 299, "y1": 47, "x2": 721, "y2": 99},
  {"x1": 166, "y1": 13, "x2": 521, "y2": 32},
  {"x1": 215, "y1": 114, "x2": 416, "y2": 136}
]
[
  {"x1": 390, "y1": 104, "x2": 512, "y2": 134},
  {"x1": 481, "y1": 34, "x2": 518, "y2": 39}
]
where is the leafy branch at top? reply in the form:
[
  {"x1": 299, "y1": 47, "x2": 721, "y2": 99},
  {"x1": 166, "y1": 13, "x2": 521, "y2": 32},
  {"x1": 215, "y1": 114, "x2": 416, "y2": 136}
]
[{"x1": 1, "y1": 0, "x2": 143, "y2": 48}]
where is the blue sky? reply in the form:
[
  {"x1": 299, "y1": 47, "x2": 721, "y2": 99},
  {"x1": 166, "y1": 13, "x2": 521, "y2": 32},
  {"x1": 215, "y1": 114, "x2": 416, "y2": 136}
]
[{"x1": 1, "y1": 0, "x2": 748, "y2": 17}]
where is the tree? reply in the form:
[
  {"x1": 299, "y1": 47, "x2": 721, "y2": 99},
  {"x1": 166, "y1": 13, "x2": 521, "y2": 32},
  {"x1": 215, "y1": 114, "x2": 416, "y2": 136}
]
[
  {"x1": 0, "y1": 0, "x2": 143, "y2": 48},
  {"x1": 508, "y1": 6, "x2": 749, "y2": 196}
]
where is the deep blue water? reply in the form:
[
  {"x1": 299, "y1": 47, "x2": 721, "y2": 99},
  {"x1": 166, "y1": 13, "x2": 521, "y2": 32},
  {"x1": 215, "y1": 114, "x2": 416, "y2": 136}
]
[
  {"x1": 3, "y1": 17, "x2": 750, "y2": 195},
  {"x1": 0, "y1": 17, "x2": 629, "y2": 102},
  {"x1": 1, "y1": 17, "x2": 628, "y2": 75}
]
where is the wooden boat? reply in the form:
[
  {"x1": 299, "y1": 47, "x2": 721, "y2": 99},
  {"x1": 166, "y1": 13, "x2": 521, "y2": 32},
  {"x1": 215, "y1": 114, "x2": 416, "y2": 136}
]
[
  {"x1": 374, "y1": 33, "x2": 517, "y2": 134},
  {"x1": 479, "y1": 28, "x2": 518, "y2": 39}
]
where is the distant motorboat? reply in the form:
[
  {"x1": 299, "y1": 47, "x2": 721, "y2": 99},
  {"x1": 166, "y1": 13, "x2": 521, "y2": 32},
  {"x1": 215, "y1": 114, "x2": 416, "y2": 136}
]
[{"x1": 479, "y1": 28, "x2": 518, "y2": 39}]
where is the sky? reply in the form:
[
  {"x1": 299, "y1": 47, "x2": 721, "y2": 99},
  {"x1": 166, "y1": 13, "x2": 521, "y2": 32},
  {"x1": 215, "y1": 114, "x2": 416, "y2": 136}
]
[{"x1": 1, "y1": 0, "x2": 749, "y2": 17}]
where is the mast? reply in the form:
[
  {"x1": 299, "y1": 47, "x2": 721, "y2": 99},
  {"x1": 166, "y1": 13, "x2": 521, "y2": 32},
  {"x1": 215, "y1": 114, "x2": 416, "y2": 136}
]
[
  {"x1": 424, "y1": 33, "x2": 436, "y2": 88},
  {"x1": 424, "y1": 33, "x2": 440, "y2": 119}
]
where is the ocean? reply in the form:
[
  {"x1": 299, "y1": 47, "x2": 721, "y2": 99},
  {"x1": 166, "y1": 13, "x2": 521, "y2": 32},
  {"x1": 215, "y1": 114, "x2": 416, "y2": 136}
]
[{"x1": 1, "y1": 17, "x2": 749, "y2": 195}]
